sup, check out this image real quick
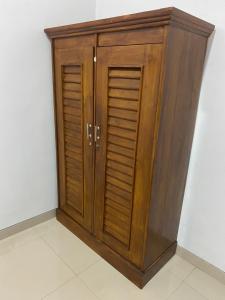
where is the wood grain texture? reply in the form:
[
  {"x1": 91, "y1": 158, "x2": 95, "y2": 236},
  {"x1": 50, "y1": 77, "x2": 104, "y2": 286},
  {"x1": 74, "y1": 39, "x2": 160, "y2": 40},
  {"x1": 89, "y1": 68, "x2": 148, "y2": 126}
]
[
  {"x1": 45, "y1": 7, "x2": 214, "y2": 39},
  {"x1": 95, "y1": 44, "x2": 163, "y2": 267},
  {"x1": 98, "y1": 27, "x2": 164, "y2": 46},
  {"x1": 46, "y1": 8, "x2": 214, "y2": 288},
  {"x1": 54, "y1": 45, "x2": 94, "y2": 231},
  {"x1": 143, "y1": 26, "x2": 209, "y2": 268}
]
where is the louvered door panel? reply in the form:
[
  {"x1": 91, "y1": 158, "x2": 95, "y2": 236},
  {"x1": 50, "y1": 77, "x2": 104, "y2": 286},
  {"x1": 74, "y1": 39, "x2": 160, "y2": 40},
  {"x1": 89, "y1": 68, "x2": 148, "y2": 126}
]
[
  {"x1": 95, "y1": 44, "x2": 162, "y2": 266},
  {"x1": 54, "y1": 47, "x2": 94, "y2": 231},
  {"x1": 104, "y1": 67, "x2": 142, "y2": 246}
]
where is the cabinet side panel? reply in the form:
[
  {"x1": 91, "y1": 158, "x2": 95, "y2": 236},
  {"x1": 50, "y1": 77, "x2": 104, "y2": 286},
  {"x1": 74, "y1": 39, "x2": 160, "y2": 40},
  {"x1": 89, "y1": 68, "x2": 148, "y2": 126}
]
[{"x1": 144, "y1": 26, "x2": 208, "y2": 268}]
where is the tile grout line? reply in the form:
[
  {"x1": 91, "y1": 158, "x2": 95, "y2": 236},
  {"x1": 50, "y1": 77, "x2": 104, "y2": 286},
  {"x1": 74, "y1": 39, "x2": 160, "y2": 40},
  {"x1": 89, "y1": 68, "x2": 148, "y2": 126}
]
[
  {"x1": 40, "y1": 236, "x2": 103, "y2": 300},
  {"x1": 183, "y1": 269, "x2": 212, "y2": 300},
  {"x1": 40, "y1": 236, "x2": 78, "y2": 275},
  {"x1": 41, "y1": 277, "x2": 75, "y2": 300},
  {"x1": 164, "y1": 270, "x2": 209, "y2": 300},
  {"x1": 78, "y1": 275, "x2": 103, "y2": 300},
  {"x1": 163, "y1": 266, "x2": 197, "y2": 300},
  {"x1": 77, "y1": 257, "x2": 102, "y2": 275}
]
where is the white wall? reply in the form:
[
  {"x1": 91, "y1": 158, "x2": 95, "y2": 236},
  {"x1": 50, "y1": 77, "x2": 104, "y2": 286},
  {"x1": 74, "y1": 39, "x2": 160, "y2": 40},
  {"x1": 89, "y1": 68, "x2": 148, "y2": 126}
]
[
  {"x1": 0, "y1": 0, "x2": 96, "y2": 230},
  {"x1": 96, "y1": 0, "x2": 225, "y2": 272}
]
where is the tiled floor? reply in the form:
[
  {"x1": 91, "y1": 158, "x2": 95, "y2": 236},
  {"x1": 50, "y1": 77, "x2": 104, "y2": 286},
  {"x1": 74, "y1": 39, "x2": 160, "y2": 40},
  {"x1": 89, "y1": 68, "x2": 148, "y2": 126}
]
[{"x1": 0, "y1": 218, "x2": 224, "y2": 300}]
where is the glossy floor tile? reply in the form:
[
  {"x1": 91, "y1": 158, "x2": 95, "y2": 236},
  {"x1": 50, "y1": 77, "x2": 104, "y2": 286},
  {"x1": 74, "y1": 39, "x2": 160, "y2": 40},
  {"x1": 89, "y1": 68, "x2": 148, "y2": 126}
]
[
  {"x1": 185, "y1": 268, "x2": 225, "y2": 300},
  {"x1": 162, "y1": 254, "x2": 195, "y2": 280},
  {"x1": 79, "y1": 259, "x2": 183, "y2": 300},
  {"x1": 0, "y1": 218, "x2": 224, "y2": 300},
  {"x1": 43, "y1": 277, "x2": 99, "y2": 300},
  {"x1": 41, "y1": 221, "x2": 101, "y2": 274},
  {"x1": 167, "y1": 283, "x2": 207, "y2": 300},
  {"x1": 0, "y1": 238, "x2": 73, "y2": 300}
]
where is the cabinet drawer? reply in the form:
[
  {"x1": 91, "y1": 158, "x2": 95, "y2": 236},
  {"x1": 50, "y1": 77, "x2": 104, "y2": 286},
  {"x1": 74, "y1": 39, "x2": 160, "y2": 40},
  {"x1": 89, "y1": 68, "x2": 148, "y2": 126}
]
[{"x1": 98, "y1": 27, "x2": 164, "y2": 46}]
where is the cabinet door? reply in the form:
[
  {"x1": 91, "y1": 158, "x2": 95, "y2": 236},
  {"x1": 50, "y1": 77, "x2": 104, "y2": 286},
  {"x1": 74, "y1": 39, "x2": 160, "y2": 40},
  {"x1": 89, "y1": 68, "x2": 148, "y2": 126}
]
[
  {"x1": 54, "y1": 46, "x2": 94, "y2": 231},
  {"x1": 95, "y1": 44, "x2": 162, "y2": 266}
]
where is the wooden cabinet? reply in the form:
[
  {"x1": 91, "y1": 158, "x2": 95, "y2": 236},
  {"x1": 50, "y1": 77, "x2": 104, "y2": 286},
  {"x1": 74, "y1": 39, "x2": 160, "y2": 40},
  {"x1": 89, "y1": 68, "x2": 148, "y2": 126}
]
[{"x1": 45, "y1": 7, "x2": 214, "y2": 288}]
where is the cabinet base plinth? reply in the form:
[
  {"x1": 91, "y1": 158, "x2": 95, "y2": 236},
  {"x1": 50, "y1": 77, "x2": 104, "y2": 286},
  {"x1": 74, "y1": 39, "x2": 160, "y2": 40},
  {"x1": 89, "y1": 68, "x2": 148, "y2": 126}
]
[{"x1": 56, "y1": 209, "x2": 177, "y2": 288}]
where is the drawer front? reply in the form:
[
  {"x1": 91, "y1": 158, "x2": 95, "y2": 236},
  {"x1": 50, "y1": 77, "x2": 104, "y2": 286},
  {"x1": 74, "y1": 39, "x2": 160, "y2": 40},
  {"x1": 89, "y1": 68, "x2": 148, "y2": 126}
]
[{"x1": 98, "y1": 27, "x2": 164, "y2": 47}]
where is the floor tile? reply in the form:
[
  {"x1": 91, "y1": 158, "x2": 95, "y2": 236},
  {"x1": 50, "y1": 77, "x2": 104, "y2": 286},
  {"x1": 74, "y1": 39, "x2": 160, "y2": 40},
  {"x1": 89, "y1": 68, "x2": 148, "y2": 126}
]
[
  {"x1": 32, "y1": 218, "x2": 59, "y2": 236},
  {"x1": 167, "y1": 282, "x2": 207, "y2": 300},
  {"x1": 0, "y1": 238, "x2": 74, "y2": 300},
  {"x1": 0, "y1": 218, "x2": 58, "y2": 257},
  {"x1": 79, "y1": 259, "x2": 183, "y2": 300},
  {"x1": 43, "y1": 277, "x2": 99, "y2": 300},
  {"x1": 42, "y1": 224, "x2": 101, "y2": 274},
  {"x1": 143, "y1": 267, "x2": 184, "y2": 299},
  {"x1": 161, "y1": 254, "x2": 195, "y2": 280},
  {"x1": 0, "y1": 237, "x2": 14, "y2": 256},
  {"x1": 0, "y1": 227, "x2": 39, "y2": 252},
  {"x1": 185, "y1": 268, "x2": 225, "y2": 300}
]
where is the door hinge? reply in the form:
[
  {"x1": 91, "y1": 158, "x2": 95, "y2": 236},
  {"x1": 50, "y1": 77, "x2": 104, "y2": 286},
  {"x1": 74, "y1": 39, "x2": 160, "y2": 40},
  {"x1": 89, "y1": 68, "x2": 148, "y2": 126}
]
[{"x1": 94, "y1": 56, "x2": 96, "y2": 63}]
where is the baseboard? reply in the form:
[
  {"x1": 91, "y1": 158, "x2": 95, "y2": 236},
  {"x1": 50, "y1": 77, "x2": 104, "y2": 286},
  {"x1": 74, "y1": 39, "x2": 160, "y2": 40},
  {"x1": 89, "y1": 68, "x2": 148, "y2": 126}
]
[
  {"x1": 177, "y1": 245, "x2": 225, "y2": 285},
  {"x1": 0, "y1": 209, "x2": 56, "y2": 241}
]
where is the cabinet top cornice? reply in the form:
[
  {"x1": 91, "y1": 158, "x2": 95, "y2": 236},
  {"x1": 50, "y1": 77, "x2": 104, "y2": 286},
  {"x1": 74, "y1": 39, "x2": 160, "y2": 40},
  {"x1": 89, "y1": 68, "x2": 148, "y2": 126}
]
[{"x1": 44, "y1": 7, "x2": 215, "y2": 39}]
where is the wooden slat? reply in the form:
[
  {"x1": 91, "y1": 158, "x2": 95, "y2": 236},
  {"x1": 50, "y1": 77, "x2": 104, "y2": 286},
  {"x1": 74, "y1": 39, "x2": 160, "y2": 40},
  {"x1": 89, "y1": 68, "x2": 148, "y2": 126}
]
[
  {"x1": 108, "y1": 117, "x2": 136, "y2": 131},
  {"x1": 105, "y1": 197, "x2": 130, "y2": 215},
  {"x1": 109, "y1": 69, "x2": 141, "y2": 79},
  {"x1": 64, "y1": 113, "x2": 81, "y2": 124},
  {"x1": 65, "y1": 135, "x2": 82, "y2": 147},
  {"x1": 108, "y1": 108, "x2": 138, "y2": 121},
  {"x1": 107, "y1": 151, "x2": 134, "y2": 167},
  {"x1": 64, "y1": 98, "x2": 81, "y2": 108},
  {"x1": 63, "y1": 74, "x2": 81, "y2": 83},
  {"x1": 64, "y1": 121, "x2": 81, "y2": 132},
  {"x1": 65, "y1": 143, "x2": 82, "y2": 154},
  {"x1": 107, "y1": 134, "x2": 135, "y2": 150},
  {"x1": 108, "y1": 98, "x2": 139, "y2": 111},
  {"x1": 107, "y1": 159, "x2": 133, "y2": 176},
  {"x1": 64, "y1": 65, "x2": 81, "y2": 74},
  {"x1": 66, "y1": 156, "x2": 82, "y2": 168},
  {"x1": 66, "y1": 164, "x2": 82, "y2": 176},
  {"x1": 106, "y1": 175, "x2": 133, "y2": 193},
  {"x1": 67, "y1": 172, "x2": 82, "y2": 183},
  {"x1": 108, "y1": 88, "x2": 139, "y2": 100},
  {"x1": 64, "y1": 82, "x2": 81, "y2": 92},
  {"x1": 105, "y1": 190, "x2": 131, "y2": 209},
  {"x1": 64, "y1": 128, "x2": 81, "y2": 139},
  {"x1": 67, "y1": 176, "x2": 82, "y2": 188},
  {"x1": 105, "y1": 204, "x2": 130, "y2": 223},
  {"x1": 106, "y1": 167, "x2": 133, "y2": 185},
  {"x1": 65, "y1": 150, "x2": 82, "y2": 162},
  {"x1": 67, "y1": 191, "x2": 82, "y2": 212},
  {"x1": 104, "y1": 224, "x2": 129, "y2": 245},
  {"x1": 107, "y1": 143, "x2": 134, "y2": 158},
  {"x1": 67, "y1": 181, "x2": 81, "y2": 194},
  {"x1": 105, "y1": 213, "x2": 130, "y2": 231},
  {"x1": 104, "y1": 220, "x2": 129, "y2": 245},
  {"x1": 64, "y1": 106, "x2": 81, "y2": 116},
  {"x1": 108, "y1": 126, "x2": 136, "y2": 141},
  {"x1": 106, "y1": 182, "x2": 132, "y2": 202},
  {"x1": 63, "y1": 91, "x2": 81, "y2": 100},
  {"x1": 108, "y1": 78, "x2": 140, "y2": 90}
]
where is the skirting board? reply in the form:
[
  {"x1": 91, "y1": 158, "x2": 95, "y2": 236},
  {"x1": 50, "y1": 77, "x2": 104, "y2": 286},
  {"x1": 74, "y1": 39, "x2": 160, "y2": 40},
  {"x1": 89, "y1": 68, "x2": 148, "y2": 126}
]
[
  {"x1": 0, "y1": 210, "x2": 224, "y2": 287},
  {"x1": 0, "y1": 209, "x2": 56, "y2": 241},
  {"x1": 177, "y1": 245, "x2": 225, "y2": 286}
]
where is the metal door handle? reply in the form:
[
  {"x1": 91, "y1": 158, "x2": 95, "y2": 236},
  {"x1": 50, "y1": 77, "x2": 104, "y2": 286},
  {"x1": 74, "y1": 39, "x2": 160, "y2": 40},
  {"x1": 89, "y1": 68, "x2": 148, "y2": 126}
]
[
  {"x1": 86, "y1": 123, "x2": 93, "y2": 146},
  {"x1": 94, "y1": 125, "x2": 101, "y2": 147}
]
